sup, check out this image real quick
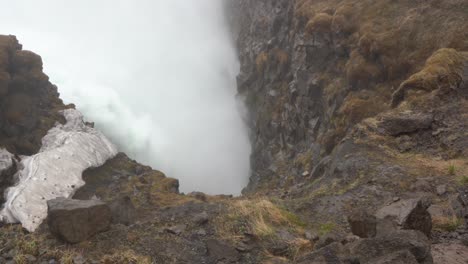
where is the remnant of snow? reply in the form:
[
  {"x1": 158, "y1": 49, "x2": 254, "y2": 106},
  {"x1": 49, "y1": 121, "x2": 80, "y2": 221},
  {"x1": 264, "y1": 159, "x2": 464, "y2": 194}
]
[{"x1": 0, "y1": 109, "x2": 118, "y2": 232}]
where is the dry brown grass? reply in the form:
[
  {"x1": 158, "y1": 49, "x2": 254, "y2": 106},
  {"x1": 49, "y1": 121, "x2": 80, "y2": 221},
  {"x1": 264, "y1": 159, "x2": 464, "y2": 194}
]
[
  {"x1": 433, "y1": 215, "x2": 463, "y2": 232},
  {"x1": 306, "y1": 13, "x2": 333, "y2": 34},
  {"x1": 215, "y1": 198, "x2": 306, "y2": 240},
  {"x1": 256, "y1": 51, "x2": 269, "y2": 73},
  {"x1": 345, "y1": 50, "x2": 381, "y2": 87},
  {"x1": 100, "y1": 249, "x2": 151, "y2": 264},
  {"x1": 392, "y1": 49, "x2": 466, "y2": 107}
]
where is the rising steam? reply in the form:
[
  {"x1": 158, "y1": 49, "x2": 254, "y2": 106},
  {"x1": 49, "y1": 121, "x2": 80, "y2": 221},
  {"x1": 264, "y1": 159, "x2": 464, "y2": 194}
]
[{"x1": 0, "y1": 0, "x2": 251, "y2": 195}]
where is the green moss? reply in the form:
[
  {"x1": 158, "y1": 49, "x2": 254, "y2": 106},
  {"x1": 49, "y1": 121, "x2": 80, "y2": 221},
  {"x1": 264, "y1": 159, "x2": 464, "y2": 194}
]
[
  {"x1": 448, "y1": 164, "x2": 456, "y2": 175},
  {"x1": 318, "y1": 222, "x2": 336, "y2": 236},
  {"x1": 457, "y1": 175, "x2": 468, "y2": 186}
]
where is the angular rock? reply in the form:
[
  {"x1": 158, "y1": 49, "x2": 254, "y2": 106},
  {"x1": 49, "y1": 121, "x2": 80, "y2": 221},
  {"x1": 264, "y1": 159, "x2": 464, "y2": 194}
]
[
  {"x1": 47, "y1": 198, "x2": 111, "y2": 243},
  {"x1": 378, "y1": 112, "x2": 433, "y2": 136},
  {"x1": 192, "y1": 211, "x2": 209, "y2": 226},
  {"x1": 349, "y1": 230, "x2": 432, "y2": 264},
  {"x1": 436, "y1": 185, "x2": 447, "y2": 196},
  {"x1": 164, "y1": 224, "x2": 187, "y2": 235},
  {"x1": 376, "y1": 198, "x2": 432, "y2": 236},
  {"x1": 348, "y1": 209, "x2": 377, "y2": 238},
  {"x1": 108, "y1": 196, "x2": 136, "y2": 226}
]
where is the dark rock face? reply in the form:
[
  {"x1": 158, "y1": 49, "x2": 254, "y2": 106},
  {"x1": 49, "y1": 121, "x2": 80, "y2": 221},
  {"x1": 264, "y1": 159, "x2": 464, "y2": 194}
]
[
  {"x1": 348, "y1": 209, "x2": 377, "y2": 238},
  {"x1": 0, "y1": 35, "x2": 65, "y2": 156},
  {"x1": 47, "y1": 198, "x2": 111, "y2": 243},
  {"x1": 376, "y1": 198, "x2": 432, "y2": 237}
]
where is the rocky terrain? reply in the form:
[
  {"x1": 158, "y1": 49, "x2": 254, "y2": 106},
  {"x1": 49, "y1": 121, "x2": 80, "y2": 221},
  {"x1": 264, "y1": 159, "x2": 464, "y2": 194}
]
[{"x1": 0, "y1": 0, "x2": 467, "y2": 263}]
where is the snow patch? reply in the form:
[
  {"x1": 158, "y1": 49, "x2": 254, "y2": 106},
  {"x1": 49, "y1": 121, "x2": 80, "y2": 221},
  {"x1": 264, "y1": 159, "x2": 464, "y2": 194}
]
[{"x1": 0, "y1": 109, "x2": 118, "y2": 232}]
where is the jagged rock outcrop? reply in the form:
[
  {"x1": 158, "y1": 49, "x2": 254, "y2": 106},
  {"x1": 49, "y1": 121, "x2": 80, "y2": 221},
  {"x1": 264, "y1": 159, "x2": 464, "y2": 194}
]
[
  {"x1": 0, "y1": 109, "x2": 118, "y2": 232},
  {"x1": 0, "y1": 35, "x2": 65, "y2": 156},
  {"x1": 230, "y1": 0, "x2": 468, "y2": 198},
  {"x1": 376, "y1": 198, "x2": 432, "y2": 237}
]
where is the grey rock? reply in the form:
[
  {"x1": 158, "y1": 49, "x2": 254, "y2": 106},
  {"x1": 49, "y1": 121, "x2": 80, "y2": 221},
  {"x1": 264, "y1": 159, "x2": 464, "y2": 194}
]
[
  {"x1": 305, "y1": 230, "x2": 319, "y2": 242},
  {"x1": 47, "y1": 198, "x2": 111, "y2": 243},
  {"x1": 193, "y1": 211, "x2": 209, "y2": 226},
  {"x1": 165, "y1": 224, "x2": 187, "y2": 235},
  {"x1": 436, "y1": 185, "x2": 447, "y2": 196},
  {"x1": 376, "y1": 197, "x2": 432, "y2": 236},
  {"x1": 378, "y1": 112, "x2": 433, "y2": 136},
  {"x1": 24, "y1": 254, "x2": 37, "y2": 262}
]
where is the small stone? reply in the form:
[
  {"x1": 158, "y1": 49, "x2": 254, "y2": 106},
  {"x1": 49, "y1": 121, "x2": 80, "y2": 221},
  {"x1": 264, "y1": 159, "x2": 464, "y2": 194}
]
[
  {"x1": 305, "y1": 231, "x2": 319, "y2": 242},
  {"x1": 24, "y1": 254, "x2": 37, "y2": 262},
  {"x1": 196, "y1": 229, "x2": 207, "y2": 236},
  {"x1": 436, "y1": 185, "x2": 447, "y2": 196},
  {"x1": 392, "y1": 197, "x2": 400, "y2": 203},
  {"x1": 73, "y1": 254, "x2": 86, "y2": 264},
  {"x1": 193, "y1": 211, "x2": 209, "y2": 226},
  {"x1": 165, "y1": 224, "x2": 187, "y2": 235}
]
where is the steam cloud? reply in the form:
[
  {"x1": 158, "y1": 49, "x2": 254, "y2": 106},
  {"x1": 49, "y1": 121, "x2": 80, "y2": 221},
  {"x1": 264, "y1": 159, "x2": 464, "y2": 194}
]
[{"x1": 0, "y1": 0, "x2": 251, "y2": 195}]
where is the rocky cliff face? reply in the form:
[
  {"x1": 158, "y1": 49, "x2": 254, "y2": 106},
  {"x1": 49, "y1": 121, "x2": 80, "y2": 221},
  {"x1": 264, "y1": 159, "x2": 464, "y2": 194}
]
[
  {"x1": 0, "y1": 35, "x2": 66, "y2": 156},
  {"x1": 232, "y1": 0, "x2": 468, "y2": 194}
]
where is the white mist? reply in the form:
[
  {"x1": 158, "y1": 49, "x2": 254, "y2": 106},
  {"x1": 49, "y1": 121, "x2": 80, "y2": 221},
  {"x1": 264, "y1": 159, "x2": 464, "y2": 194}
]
[{"x1": 0, "y1": 0, "x2": 251, "y2": 195}]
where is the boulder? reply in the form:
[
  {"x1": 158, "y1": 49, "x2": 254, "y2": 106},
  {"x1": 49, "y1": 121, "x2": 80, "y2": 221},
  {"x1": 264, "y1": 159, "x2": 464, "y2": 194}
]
[
  {"x1": 378, "y1": 112, "x2": 433, "y2": 136},
  {"x1": 349, "y1": 230, "x2": 433, "y2": 264},
  {"x1": 375, "y1": 198, "x2": 432, "y2": 236},
  {"x1": 47, "y1": 198, "x2": 111, "y2": 243},
  {"x1": 108, "y1": 196, "x2": 136, "y2": 226},
  {"x1": 348, "y1": 209, "x2": 377, "y2": 238}
]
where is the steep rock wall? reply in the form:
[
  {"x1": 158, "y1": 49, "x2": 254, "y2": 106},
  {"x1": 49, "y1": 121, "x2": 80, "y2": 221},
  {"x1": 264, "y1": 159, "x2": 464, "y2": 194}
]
[
  {"x1": 0, "y1": 35, "x2": 65, "y2": 156},
  {"x1": 231, "y1": 0, "x2": 468, "y2": 196}
]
